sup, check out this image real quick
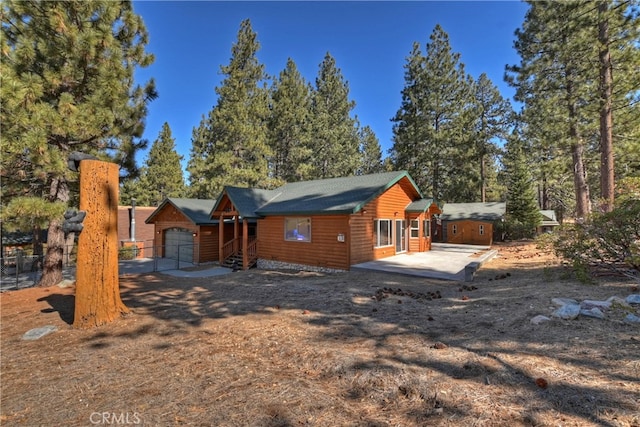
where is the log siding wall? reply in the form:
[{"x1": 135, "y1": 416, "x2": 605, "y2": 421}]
[{"x1": 258, "y1": 215, "x2": 351, "y2": 270}]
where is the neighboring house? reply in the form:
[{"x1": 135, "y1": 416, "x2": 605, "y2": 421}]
[
  {"x1": 210, "y1": 171, "x2": 441, "y2": 271},
  {"x1": 117, "y1": 205, "x2": 156, "y2": 257},
  {"x1": 145, "y1": 198, "x2": 218, "y2": 264},
  {"x1": 537, "y1": 210, "x2": 560, "y2": 234},
  {"x1": 437, "y1": 202, "x2": 506, "y2": 246}
]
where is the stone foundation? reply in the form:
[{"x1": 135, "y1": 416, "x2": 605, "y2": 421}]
[{"x1": 257, "y1": 259, "x2": 345, "y2": 274}]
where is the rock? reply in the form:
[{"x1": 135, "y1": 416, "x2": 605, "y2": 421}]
[
  {"x1": 580, "y1": 307, "x2": 605, "y2": 319},
  {"x1": 625, "y1": 294, "x2": 640, "y2": 304},
  {"x1": 530, "y1": 315, "x2": 551, "y2": 325},
  {"x1": 22, "y1": 325, "x2": 58, "y2": 340},
  {"x1": 624, "y1": 314, "x2": 640, "y2": 324},
  {"x1": 580, "y1": 300, "x2": 611, "y2": 310},
  {"x1": 552, "y1": 303, "x2": 580, "y2": 320},
  {"x1": 57, "y1": 279, "x2": 75, "y2": 288},
  {"x1": 552, "y1": 297, "x2": 579, "y2": 307}
]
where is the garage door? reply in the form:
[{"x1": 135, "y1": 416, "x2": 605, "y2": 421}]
[{"x1": 164, "y1": 228, "x2": 194, "y2": 262}]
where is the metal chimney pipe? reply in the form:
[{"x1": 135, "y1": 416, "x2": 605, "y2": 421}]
[{"x1": 130, "y1": 198, "x2": 136, "y2": 242}]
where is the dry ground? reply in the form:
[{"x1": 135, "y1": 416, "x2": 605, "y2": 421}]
[{"x1": 1, "y1": 242, "x2": 639, "y2": 427}]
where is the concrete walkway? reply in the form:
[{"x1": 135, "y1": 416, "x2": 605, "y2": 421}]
[
  {"x1": 118, "y1": 257, "x2": 232, "y2": 278},
  {"x1": 352, "y1": 243, "x2": 498, "y2": 281}
]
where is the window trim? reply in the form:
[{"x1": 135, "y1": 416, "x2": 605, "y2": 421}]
[
  {"x1": 284, "y1": 217, "x2": 311, "y2": 242},
  {"x1": 423, "y1": 219, "x2": 431, "y2": 238},
  {"x1": 410, "y1": 219, "x2": 419, "y2": 238},
  {"x1": 479, "y1": 224, "x2": 485, "y2": 235},
  {"x1": 374, "y1": 219, "x2": 392, "y2": 248},
  {"x1": 452, "y1": 224, "x2": 458, "y2": 235}
]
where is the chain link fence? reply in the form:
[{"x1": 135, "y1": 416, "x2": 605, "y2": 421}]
[{"x1": 1, "y1": 242, "x2": 202, "y2": 291}]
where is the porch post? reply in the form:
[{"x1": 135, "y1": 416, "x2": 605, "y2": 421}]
[
  {"x1": 233, "y1": 215, "x2": 239, "y2": 253},
  {"x1": 218, "y1": 214, "x2": 224, "y2": 264},
  {"x1": 242, "y1": 219, "x2": 248, "y2": 270}
]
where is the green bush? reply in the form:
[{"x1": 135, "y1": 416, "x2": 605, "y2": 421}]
[
  {"x1": 118, "y1": 246, "x2": 137, "y2": 260},
  {"x1": 551, "y1": 199, "x2": 640, "y2": 283}
]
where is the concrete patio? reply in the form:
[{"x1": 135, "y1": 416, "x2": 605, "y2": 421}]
[{"x1": 352, "y1": 243, "x2": 498, "y2": 281}]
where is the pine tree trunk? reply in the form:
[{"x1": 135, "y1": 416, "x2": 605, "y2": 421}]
[
  {"x1": 38, "y1": 176, "x2": 70, "y2": 287},
  {"x1": 73, "y1": 160, "x2": 129, "y2": 329},
  {"x1": 566, "y1": 68, "x2": 591, "y2": 219},
  {"x1": 599, "y1": 1, "x2": 614, "y2": 212},
  {"x1": 480, "y1": 153, "x2": 486, "y2": 203},
  {"x1": 39, "y1": 219, "x2": 64, "y2": 287}
]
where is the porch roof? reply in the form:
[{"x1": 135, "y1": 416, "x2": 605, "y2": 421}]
[{"x1": 405, "y1": 198, "x2": 439, "y2": 213}]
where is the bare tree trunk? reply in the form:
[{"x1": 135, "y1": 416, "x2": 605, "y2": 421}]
[
  {"x1": 74, "y1": 160, "x2": 129, "y2": 328},
  {"x1": 570, "y1": 140, "x2": 591, "y2": 219},
  {"x1": 480, "y1": 153, "x2": 486, "y2": 203},
  {"x1": 38, "y1": 177, "x2": 70, "y2": 287},
  {"x1": 566, "y1": 67, "x2": 591, "y2": 219},
  {"x1": 599, "y1": 1, "x2": 615, "y2": 212},
  {"x1": 39, "y1": 219, "x2": 64, "y2": 286}
]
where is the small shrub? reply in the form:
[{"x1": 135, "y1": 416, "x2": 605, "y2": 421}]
[{"x1": 118, "y1": 246, "x2": 136, "y2": 260}]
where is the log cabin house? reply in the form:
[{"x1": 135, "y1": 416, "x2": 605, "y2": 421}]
[{"x1": 210, "y1": 171, "x2": 441, "y2": 271}]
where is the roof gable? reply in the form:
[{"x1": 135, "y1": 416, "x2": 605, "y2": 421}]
[
  {"x1": 145, "y1": 198, "x2": 217, "y2": 225},
  {"x1": 212, "y1": 187, "x2": 278, "y2": 218},
  {"x1": 256, "y1": 171, "x2": 423, "y2": 216}
]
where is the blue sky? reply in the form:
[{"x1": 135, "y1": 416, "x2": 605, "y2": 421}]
[{"x1": 132, "y1": 1, "x2": 529, "y2": 172}]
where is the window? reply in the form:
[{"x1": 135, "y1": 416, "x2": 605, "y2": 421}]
[
  {"x1": 479, "y1": 224, "x2": 484, "y2": 235},
  {"x1": 423, "y1": 219, "x2": 431, "y2": 237},
  {"x1": 374, "y1": 219, "x2": 392, "y2": 247},
  {"x1": 284, "y1": 218, "x2": 311, "y2": 242},
  {"x1": 452, "y1": 224, "x2": 458, "y2": 235},
  {"x1": 410, "y1": 219, "x2": 419, "y2": 238}
]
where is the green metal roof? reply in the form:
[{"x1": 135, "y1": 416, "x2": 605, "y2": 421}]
[
  {"x1": 440, "y1": 202, "x2": 506, "y2": 222},
  {"x1": 405, "y1": 198, "x2": 437, "y2": 213},
  {"x1": 255, "y1": 171, "x2": 423, "y2": 216},
  {"x1": 218, "y1": 187, "x2": 279, "y2": 218},
  {"x1": 145, "y1": 198, "x2": 217, "y2": 225}
]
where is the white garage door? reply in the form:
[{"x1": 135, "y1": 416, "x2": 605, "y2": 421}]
[{"x1": 164, "y1": 228, "x2": 194, "y2": 262}]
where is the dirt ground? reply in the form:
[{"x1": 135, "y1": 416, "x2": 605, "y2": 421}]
[{"x1": 1, "y1": 241, "x2": 639, "y2": 427}]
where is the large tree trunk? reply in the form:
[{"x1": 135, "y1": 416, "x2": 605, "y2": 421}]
[
  {"x1": 599, "y1": 1, "x2": 615, "y2": 212},
  {"x1": 38, "y1": 177, "x2": 70, "y2": 287},
  {"x1": 73, "y1": 160, "x2": 129, "y2": 329},
  {"x1": 39, "y1": 219, "x2": 64, "y2": 287}
]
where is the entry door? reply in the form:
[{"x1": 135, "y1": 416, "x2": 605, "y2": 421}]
[{"x1": 395, "y1": 220, "x2": 406, "y2": 253}]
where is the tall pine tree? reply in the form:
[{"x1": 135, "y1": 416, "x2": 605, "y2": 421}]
[
  {"x1": 503, "y1": 132, "x2": 541, "y2": 238},
  {"x1": 121, "y1": 122, "x2": 185, "y2": 205},
  {"x1": 507, "y1": 1, "x2": 639, "y2": 217},
  {"x1": 187, "y1": 19, "x2": 272, "y2": 197},
  {"x1": 1, "y1": 0, "x2": 156, "y2": 286},
  {"x1": 358, "y1": 125, "x2": 384, "y2": 175},
  {"x1": 391, "y1": 25, "x2": 474, "y2": 201},
  {"x1": 309, "y1": 53, "x2": 360, "y2": 179},
  {"x1": 471, "y1": 73, "x2": 513, "y2": 202},
  {"x1": 268, "y1": 58, "x2": 313, "y2": 183}
]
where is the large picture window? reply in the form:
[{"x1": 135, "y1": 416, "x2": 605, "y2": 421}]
[
  {"x1": 410, "y1": 219, "x2": 420, "y2": 238},
  {"x1": 374, "y1": 219, "x2": 392, "y2": 247},
  {"x1": 284, "y1": 218, "x2": 311, "y2": 242}
]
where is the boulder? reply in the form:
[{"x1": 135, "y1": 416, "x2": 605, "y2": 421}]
[{"x1": 552, "y1": 303, "x2": 581, "y2": 320}]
